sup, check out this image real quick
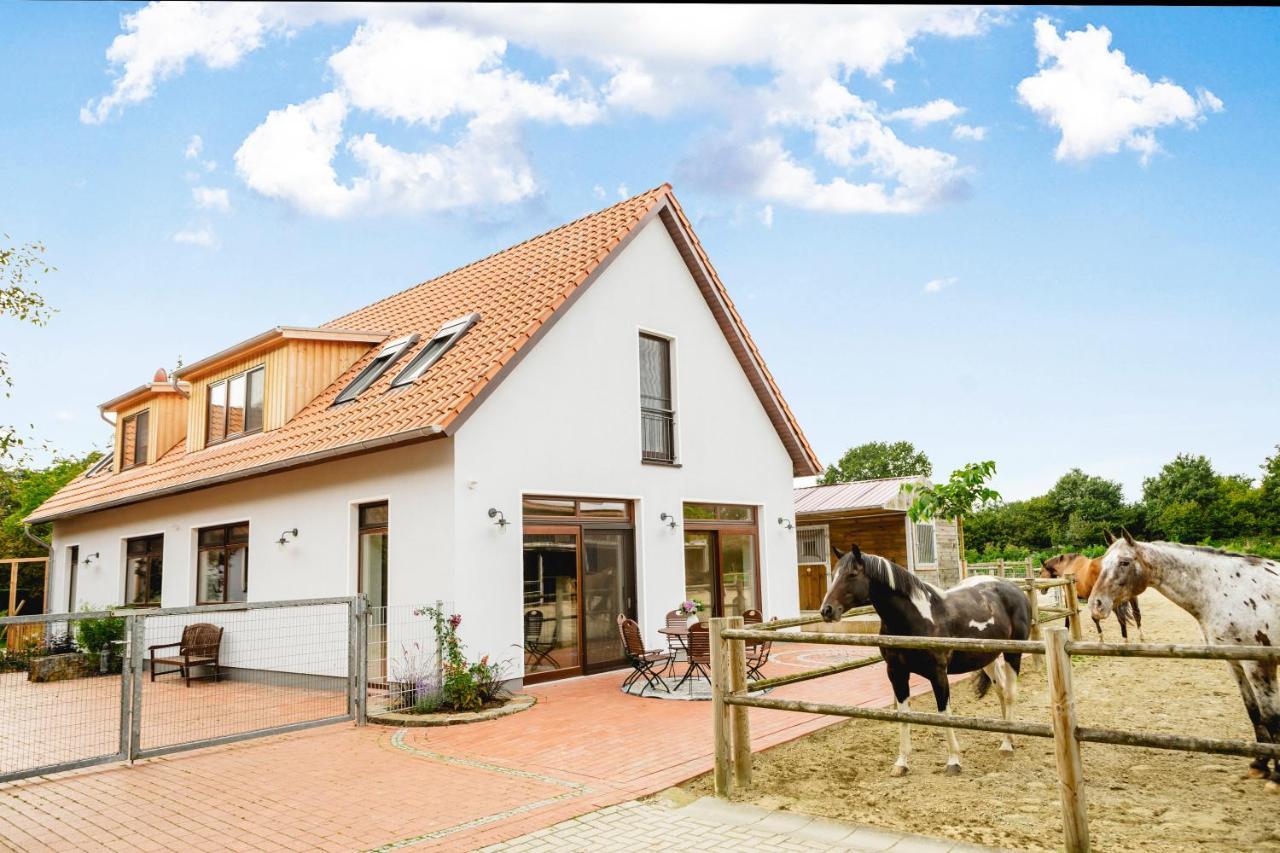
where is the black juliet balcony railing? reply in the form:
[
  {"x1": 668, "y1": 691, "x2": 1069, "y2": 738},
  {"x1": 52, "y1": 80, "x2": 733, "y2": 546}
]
[{"x1": 641, "y1": 407, "x2": 675, "y2": 463}]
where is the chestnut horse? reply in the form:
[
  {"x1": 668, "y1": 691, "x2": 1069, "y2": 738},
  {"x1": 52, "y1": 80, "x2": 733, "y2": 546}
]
[
  {"x1": 1041, "y1": 552, "x2": 1143, "y2": 641},
  {"x1": 820, "y1": 546, "x2": 1030, "y2": 776}
]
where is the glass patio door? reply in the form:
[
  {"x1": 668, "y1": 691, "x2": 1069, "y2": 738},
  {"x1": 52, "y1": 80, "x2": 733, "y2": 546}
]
[
  {"x1": 581, "y1": 529, "x2": 636, "y2": 673},
  {"x1": 522, "y1": 529, "x2": 581, "y2": 678},
  {"x1": 683, "y1": 503, "x2": 760, "y2": 618}
]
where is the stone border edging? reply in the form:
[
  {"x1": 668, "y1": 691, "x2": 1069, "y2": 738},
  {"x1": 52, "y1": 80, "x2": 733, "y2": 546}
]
[{"x1": 368, "y1": 693, "x2": 536, "y2": 727}]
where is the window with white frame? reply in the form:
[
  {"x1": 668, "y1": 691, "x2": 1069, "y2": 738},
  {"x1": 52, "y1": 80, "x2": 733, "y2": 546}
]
[
  {"x1": 796, "y1": 525, "x2": 830, "y2": 565},
  {"x1": 913, "y1": 521, "x2": 937, "y2": 566}
]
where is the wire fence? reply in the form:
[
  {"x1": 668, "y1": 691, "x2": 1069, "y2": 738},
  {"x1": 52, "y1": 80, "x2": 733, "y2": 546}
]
[
  {"x1": 366, "y1": 602, "x2": 449, "y2": 716},
  {"x1": 1, "y1": 596, "x2": 363, "y2": 783}
]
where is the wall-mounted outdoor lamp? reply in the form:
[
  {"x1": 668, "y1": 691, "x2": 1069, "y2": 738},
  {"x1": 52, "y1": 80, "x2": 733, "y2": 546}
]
[
  {"x1": 488, "y1": 507, "x2": 510, "y2": 528},
  {"x1": 777, "y1": 517, "x2": 794, "y2": 531},
  {"x1": 659, "y1": 512, "x2": 679, "y2": 530},
  {"x1": 276, "y1": 528, "x2": 299, "y2": 546},
  {"x1": 82, "y1": 552, "x2": 99, "y2": 566}
]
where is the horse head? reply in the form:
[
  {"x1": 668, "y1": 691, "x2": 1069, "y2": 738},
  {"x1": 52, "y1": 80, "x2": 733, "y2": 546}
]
[
  {"x1": 1089, "y1": 529, "x2": 1149, "y2": 622},
  {"x1": 819, "y1": 544, "x2": 871, "y2": 622},
  {"x1": 1040, "y1": 555, "x2": 1065, "y2": 579}
]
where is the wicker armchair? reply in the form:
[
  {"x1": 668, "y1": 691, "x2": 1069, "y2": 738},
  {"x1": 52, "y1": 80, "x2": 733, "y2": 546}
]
[
  {"x1": 742, "y1": 609, "x2": 772, "y2": 680},
  {"x1": 149, "y1": 623, "x2": 223, "y2": 687},
  {"x1": 617, "y1": 615, "x2": 670, "y2": 694}
]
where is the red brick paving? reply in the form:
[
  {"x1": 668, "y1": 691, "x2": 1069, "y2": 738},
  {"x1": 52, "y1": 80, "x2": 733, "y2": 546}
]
[{"x1": 0, "y1": 645, "x2": 933, "y2": 852}]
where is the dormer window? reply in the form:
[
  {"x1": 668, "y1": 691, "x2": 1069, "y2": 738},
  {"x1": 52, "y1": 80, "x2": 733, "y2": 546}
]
[
  {"x1": 121, "y1": 410, "x2": 149, "y2": 470},
  {"x1": 391, "y1": 314, "x2": 479, "y2": 388},
  {"x1": 207, "y1": 366, "x2": 265, "y2": 445},
  {"x1": 334, "y1": 335, "x2": 418, "y2": 404}
]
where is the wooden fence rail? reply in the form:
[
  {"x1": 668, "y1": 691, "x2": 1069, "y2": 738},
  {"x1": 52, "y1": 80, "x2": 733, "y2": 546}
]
[{"x1": 709, "y1": 573, "x2": 1280, "y2": 853}]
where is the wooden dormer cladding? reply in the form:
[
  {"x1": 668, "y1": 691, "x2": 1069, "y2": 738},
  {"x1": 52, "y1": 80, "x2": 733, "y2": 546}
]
[
  {"x1": 177, "y1": 328, "x2": 384, "y2": 453},
  {"x1": 104, "y1": 384, "x2": 189, "y2": 470}
]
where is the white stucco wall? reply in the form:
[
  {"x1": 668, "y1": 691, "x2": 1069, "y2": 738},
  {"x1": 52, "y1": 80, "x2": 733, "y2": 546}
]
[
  {"x1": 48, "y1": 440, "x2": 454, "y2": 617},
  {"x1": 452, "y1": 217, "x2": 800, "y2": 672}
]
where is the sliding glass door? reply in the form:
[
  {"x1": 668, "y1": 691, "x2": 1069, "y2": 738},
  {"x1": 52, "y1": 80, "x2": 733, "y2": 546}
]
[{"x1": 522, "y1": 497, "x2": 636, "y2": 682}]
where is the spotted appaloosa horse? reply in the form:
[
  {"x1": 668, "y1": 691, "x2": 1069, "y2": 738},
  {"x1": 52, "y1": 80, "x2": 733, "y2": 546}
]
[
  {"x1": 1090, "y1": 531, "x2": 1280, "y2": 789},
  {"x1": 820, "y1": 546, "x2": 1031, "y2": 776},
  {"x1": 1041, "y1": 552, "x2": 1143, "y2": 641}
]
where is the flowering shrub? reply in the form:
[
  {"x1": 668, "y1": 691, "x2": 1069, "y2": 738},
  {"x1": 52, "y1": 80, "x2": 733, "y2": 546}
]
[{"x1": 411, "y1": 604, "x2": 511, "y2": 713}]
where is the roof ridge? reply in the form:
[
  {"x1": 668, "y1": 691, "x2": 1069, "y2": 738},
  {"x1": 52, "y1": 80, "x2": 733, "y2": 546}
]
[
  {"x1": 796, "y1": 474, "x2": 925, "y2": 491},
  {"x1": 323, "y1": 184, "x2": 671, "y2": 331}
]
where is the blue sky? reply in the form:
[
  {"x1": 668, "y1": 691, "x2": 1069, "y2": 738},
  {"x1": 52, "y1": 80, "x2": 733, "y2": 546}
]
[{"x1": 1, "y1": 5, "x2": 1277, "y2": 501}]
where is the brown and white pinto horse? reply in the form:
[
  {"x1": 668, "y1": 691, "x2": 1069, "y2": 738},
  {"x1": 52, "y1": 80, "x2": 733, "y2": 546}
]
[
  {"x1": 820, "y1": 546, "x2": 1031, "y2": 777},
  {"x1": 1041, "y1": 552, "x2": 1143, "y2": 641}
]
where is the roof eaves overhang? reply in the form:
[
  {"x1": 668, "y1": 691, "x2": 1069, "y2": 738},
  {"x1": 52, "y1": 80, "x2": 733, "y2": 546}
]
[
  {"x1": 26, "y1": 425, "x2": 445, "y2": 525},
  {"x1": 174, "y1": 326, "x2": 389, "y2": 381}
]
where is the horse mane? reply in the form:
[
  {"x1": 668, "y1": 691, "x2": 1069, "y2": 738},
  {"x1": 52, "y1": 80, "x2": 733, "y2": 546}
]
[{"x1": 863, "y1": 553, "x2": 939, "y2": 598}]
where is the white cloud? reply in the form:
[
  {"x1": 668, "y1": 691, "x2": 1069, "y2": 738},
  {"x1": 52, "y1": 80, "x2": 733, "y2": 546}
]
[
  {"x1": 886, "y1": 99, "x2": 965, "y2": 128},
  {"x1": 172, "y1": 223, "x2": 216, "y2": 247},
  {"x1": 192, "y1": 185, "x2": 230, "y2": 212},
  {"x1": 881, "y1": 78, "x2": 897, "y2": 94},
  {"x1": 81, "y1": 3, "x2": 277, "y2": 124},
  {"x1": 1017, "y1": 18, "x2": 1222, "y2": 164},
  {"x1": 758, "y1": 204, "x2": 774, "y2": 229},
  {"x1": 184, "y1": 134, "x2": 203, "y2": 159},
  {"x1": 616, "y1": 183, "x2": 629, "y2": 199},
  {"x1": 92, "y1": 5, "x2": 1000, "y2": 217},
  {"x1": 592, "y1": 184, "x2": 606, "y2": 200},
  {"x1": 924, "y1": 276, "x2": 957, "y2": 293},
  {"x1": 953, "y1": 124, "x2": 988, "y2": 141}
]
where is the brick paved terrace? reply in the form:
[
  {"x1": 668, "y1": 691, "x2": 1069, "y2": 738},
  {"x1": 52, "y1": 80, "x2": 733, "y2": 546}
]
[{"x1": 0, "y1": 643, "x2": 939, "y2": 851}]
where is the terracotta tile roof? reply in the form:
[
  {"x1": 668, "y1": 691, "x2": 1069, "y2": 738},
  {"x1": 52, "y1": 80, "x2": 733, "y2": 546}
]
[{"x1": 29, "y1": 185, "x2": 818, "y2": 523}]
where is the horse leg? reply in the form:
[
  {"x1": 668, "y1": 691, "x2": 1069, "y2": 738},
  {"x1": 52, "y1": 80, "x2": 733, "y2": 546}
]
[
  {"x1": 1092, "y1": 616, "x2": 1105, "y2": 642},
  {"x1": 984, "y1": 659, "x2": 1014, "y2": 753},
  {"x1": 1240, "y1": 662, "x2": 1280, "y2": 791},
  {"x1": 888, "y1": 665, "x2": 912, "y2": 777},
  {"x1": 931, "y1": 661, "x2": 963, "y2": 775},
  {"x1": 1228, "y1": 661, "x2": 1274, "y2": 780},
  {"x1": 1131, "y1": 596, "x2": 1145, "y2": 643},
  {"x1": 1116, "y1": 602, "x2": 1130, "y2": 643}
]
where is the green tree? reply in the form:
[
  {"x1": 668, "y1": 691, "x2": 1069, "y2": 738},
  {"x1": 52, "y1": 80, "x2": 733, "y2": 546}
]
[
  {"x1": 1044, "y1": 468, "x2": 1129, "y2": 547},
  {"x1": 1, "y1": 236, "x2": 55, "y2": 460},
  {"x1": 1259, "y1": 446, "x2": 1280, "y2": 534},
  {"x1": 0, "y1": 452, "x2": 101, "y2": 556},
  {"x1": 902, "y1": 460, "x2": 1000, "y2": 560},
  {"x1": 820, "y1": 440, "x2": 932, "y2": 485},
  {"x1": 1141, "y1": 453, "x2": 1226, "y2": 542}
]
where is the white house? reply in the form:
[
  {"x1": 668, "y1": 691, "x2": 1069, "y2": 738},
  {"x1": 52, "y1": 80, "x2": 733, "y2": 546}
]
[{"x1": 28, "y1": 185, "x2": 820, "y2": 684}]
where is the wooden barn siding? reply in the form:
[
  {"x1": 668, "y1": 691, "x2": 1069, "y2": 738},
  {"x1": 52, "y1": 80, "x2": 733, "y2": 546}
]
[
  {"x1": 184, "y1": 339, "x2": 370, "y2": 452},
  {"x1": 801, "y1": 511, "x2": 910, "y2": 570}
]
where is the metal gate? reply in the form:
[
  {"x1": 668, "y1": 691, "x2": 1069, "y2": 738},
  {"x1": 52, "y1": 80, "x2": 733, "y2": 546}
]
[{"x1": 0, "y1": 596, "x2": 366, "y2": 784}]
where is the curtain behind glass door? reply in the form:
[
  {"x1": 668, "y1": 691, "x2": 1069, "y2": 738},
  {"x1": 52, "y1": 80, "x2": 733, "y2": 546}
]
[{"x1": 581, "y1": 529, "x2": 635, "y2": 672}]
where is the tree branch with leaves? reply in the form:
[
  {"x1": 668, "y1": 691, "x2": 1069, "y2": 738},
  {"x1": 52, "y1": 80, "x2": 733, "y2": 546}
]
[
  {"x1": 901, "y1": 461, "x2": 1001, "y2": 569},
  {"x1": 1, "y1": 236, "x2": 55, "y2": 460}
]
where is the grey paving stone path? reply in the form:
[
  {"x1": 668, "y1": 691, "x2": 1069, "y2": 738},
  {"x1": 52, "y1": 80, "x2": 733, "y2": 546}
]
[{"x1": 478, "y1": 796, "x2": 1004, "y2": 852}]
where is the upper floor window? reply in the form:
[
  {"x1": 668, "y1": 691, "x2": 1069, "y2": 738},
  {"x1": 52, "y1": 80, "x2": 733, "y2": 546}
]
[
  {"x1": 391, "y1": 314, "x2": 479, "y2": 388},
  {"x1": 638, "y1": 333, "x2": 675, "y2": 463},
  {"x1": 207, "y1": 366, "x2": 264, "y2": 445},
  {"x1": 125, "y1": 533, "x2": 163, "y2": 606},
  {"x1": 121, "y1": 410, "x2": 150, "y2": 470},
  {"x1": 913, "y1": 521, "x2": 937, "y2": 566},
  {"x1": 335, "y1": 335, "x2": 417, "y2": 404}
]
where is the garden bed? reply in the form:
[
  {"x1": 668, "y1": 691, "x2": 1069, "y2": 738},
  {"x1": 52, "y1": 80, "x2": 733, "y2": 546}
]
[{"x1": 368, "y1": 693, "x2": 535, "y2": 727}]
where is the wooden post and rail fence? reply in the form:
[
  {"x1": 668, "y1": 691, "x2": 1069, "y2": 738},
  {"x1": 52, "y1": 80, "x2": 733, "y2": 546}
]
[{"x1": 708, "y1": 573, "x2": 1280, "y2": 853}]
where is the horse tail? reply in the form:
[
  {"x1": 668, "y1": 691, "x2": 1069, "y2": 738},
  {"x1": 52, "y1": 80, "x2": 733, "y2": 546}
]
[{"x1": 974, "y1": 669, "x2": 993, "y2": 699}]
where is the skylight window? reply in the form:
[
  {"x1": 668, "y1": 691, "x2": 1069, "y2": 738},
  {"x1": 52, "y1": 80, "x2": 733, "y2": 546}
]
[
  {"x1": 334, "y1": 334, "x2": 418, "y2": 404},
  {"x1": 391, "y1": 314, "x2": 480, "y2": 388}
]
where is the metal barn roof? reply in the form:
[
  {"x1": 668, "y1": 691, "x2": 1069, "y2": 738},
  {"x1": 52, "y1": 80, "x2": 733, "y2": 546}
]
[{"x1": 793, "y1": 476, "x2": 927, "y2": 515}]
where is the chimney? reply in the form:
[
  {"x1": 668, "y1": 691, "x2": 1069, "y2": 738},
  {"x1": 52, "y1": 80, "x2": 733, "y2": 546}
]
[{"x1": 153, "y1": 368, "x2": 168, "y2": 384}]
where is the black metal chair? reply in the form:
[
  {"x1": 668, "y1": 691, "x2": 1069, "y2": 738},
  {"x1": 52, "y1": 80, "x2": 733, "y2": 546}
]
[
  {"x1": 618, "y1": 615, "x2": 670, "y2": 694},
  {"x1": 524, "y1": 609, "x2": 559, "y2": 670},
  {"x1": 673, "y1": 622, "x2": 712, "y2": 691},
  {"x1": 664, "y1": 609, "x2": 689, "y2": 661}
]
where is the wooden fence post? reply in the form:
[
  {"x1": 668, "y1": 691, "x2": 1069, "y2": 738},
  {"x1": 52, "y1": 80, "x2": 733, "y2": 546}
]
[
  {"x1": 1064, "y1": 573, "x2": 1083, "y2": 642},
  {"x1": 1045, "y1": 627, "x2": 1090, "y2": 853},
  {"x1": 997, "y1": 558, "x2": 1006, "y2": 578},
  {"x1": 710, "y1": 617, "x2": 733, "y2": 798},
  {"x1": 727, "y1": 616, "x2": 751, "y2": 789}
]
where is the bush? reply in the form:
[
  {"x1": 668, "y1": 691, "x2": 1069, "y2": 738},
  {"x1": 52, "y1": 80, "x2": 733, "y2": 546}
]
[
  {"x1": 411, "y1": 605, "x2": 512, "y2": 713},
  {"x1": 75, "y1": 611, "x2": 125, "y2": 654}
]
